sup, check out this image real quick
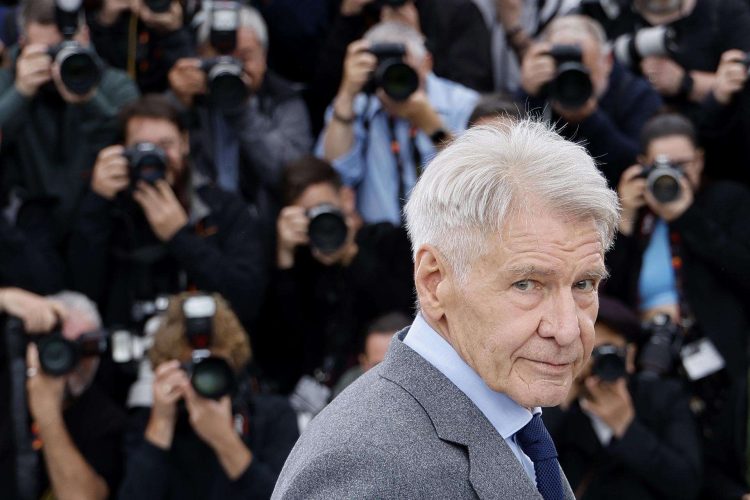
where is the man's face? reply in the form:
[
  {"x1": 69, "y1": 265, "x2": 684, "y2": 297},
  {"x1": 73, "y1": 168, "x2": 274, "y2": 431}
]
[
  {"x1": 234, "y1": 27, "x2": 266, "y2": 93},
  {"x1": 548, "y1": 31, "x2": 612, "y2": 98},
  {"x1": 126, "y1": 117, "x2": 189, "y2": 184},
  {"x1": 644, "y1": 135, "x2": 704, "y2": 189},
  {"x1": 25, "y1": 21, "x2": 88, "y2": 47},
  {"x1": 360, "y1": 331, "x2": 393, "y2": 371},
  {"x1": 436, "y1": 210, "x2": 605, "y2": 408}
]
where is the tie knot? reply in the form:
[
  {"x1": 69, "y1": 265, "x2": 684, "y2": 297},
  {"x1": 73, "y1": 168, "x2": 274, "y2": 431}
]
[{"x1": 515, "y1": 413, "x2": 558, "y2": 462}]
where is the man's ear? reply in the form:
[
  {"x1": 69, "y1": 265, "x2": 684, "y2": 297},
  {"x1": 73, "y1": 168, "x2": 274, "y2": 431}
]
[{"x1": 414, "y1": 244, "x2": 449, "y2": 323}]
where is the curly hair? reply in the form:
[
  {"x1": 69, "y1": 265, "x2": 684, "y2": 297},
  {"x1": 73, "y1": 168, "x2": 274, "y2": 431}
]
[{"x1": 148, "y1": 292, "x2": 251, "y2": 372}]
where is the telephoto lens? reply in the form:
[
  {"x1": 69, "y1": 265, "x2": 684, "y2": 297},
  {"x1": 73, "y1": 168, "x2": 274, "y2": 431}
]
[
  {"x1": 613, "y1": 25, "x2": 678, "y2": 70},
  {"x1": 307, "y1": 203, "x2": 348, "y2": 254},
  {"x1": 184, "y1": 350, "x2": 236, "y2": 399},
  {"x1": 48, "y1": 41, "x2": 103, "y2": 95},
  {"x1": 590, "y1": 344, "x2": 627, "y2": 381},
  {"x1": 123, "y1": 142, "x2": 168, "y2": 188},
  {"x1": 638, "y1": 313, "x2": 682, "y2": 378},
  {"x1": 368, "y1": 43, "x2": 419, "y2": 102},
  {"x1": 547, "y1": 44, "x2": 593, "y2": 110},
  {"x1": 201, "y1": 57, "x2": 249, "y2": 110},
  {"x1": 639, "y1": 155, "x2": 682, "y2": 203}
]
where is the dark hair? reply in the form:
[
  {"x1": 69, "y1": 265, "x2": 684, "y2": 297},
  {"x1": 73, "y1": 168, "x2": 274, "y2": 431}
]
[
  {"x1": 468, "y1": 93, "x2": 525, "y2": 127},
  {"x1": 118, "y1": 94, "x2": 188, "y2": 140},
  {"x1": 639, "y1": 112, "x2": 698, "y2": 154},
  {"x1": 357, "y1": 311, "x2": 412, "y2": 354},
  {"x1": 281, "y1": 155, "x2": 342, "y2": 205},
  {"x1": 596, "y1": 294, "x2": 642, "y2": 343}
]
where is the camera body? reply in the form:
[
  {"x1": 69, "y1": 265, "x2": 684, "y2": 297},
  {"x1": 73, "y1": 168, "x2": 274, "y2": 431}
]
[
  {"x1": 638, "y1": 313, "x2": 683, "y2": 378},
  {"x1": 638, "y1": 154, "x2": 682, "y2": 203},
  {"x1": 613, "y1": 25, "x2": 679, "y2": 70},
  {"x1": 591, "y1": 344, "x2": 628, "y2": 381},
  {"x1": 201, "y1": 1, "x2": 248, "y2": 110},
  {"x1": 123, "y1": 142, "x2": 168, "y2": 188},
  {"x1": 306, "y1": 203, "x2": 348, "y2": 254},
  {"x1": 366, "y1": 43, "x2": 419, "y2": 102},
  {"x1": 546, "y1": 44, "x2": 593, "y2": 110},
  {"x1": 37, "y1": 328, "x2": 108, "y2": 376},
  {"x1": 51, "y1": 0, "x2": 102, "y2": 95}
]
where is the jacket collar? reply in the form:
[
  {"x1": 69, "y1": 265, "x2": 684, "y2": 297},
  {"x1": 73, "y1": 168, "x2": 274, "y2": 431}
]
[{"x1": 379, "y1": 328, "x2": 542, "y2": 499}]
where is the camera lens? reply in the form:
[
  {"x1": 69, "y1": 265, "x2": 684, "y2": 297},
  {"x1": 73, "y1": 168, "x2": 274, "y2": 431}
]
[
  {"x1": 191, "y1": 357, "x2": 235, "y2": 399},
  {"x1": 37, "y1": 335, "x2": 77, "y2": 376},
  {"x1": 307, "y1": 204, "x2": 348, "y2": 254},
  {"x1": 550, "y1": 63, "x2": 593, "y2": 110},
  {"x1": 378, "y1": 61, "x2": 419, "y2": 101},
  {"x1": 591, "y1": 345, "x2": 627, "y2": 381},
  {"x1": 58, "y1": 49, "x2": 101, "y2": 95},
  {"x1": 205, "y1": 58, "x2": 248, "y2": 110},
  {"x1": 649, "y1": 173, "x2": 681, "y2": 203}
]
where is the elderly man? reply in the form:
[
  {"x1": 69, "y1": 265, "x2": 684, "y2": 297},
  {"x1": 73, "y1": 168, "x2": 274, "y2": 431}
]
[
  {"x1": 0, "y1": 290, "x2": 126, "y2": 499},
  {"x1": 318, "y1": 20, "x2": 479, "y2": 226},
  {"x1": 273, "y1": 118, "x2": 620, "y2": 498}
]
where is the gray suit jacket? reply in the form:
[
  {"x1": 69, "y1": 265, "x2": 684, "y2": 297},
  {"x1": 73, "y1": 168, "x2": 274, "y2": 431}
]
[{"x1": 272, "y1": 329, "x2": 575, "y2": 499}]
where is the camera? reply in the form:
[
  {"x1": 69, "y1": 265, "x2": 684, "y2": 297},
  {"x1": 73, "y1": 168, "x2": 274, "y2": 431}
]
[
  {"x1": 591, "y1": 344, "x2": 627, "y2": 381},
  {"x1": 613, "y1": 25, "x2": 679, "y2": 70},
  {"x1": 145, "y1": 0, "x2": 172, "y2": 13},
  {"x1": 546, "y1": 44, "x2": 593, "y2": 110},
  {"x1": 638, "y1": 154, "x2": 682, "y2": 203},
  {"x1": 307, "y1": 203, "x2": 348, "y2": 254},
  {"x1": 123, "y1": 142, "x2": 168, "y2": 188},
  {"x1": 201, "y1": 1, "x2": 248, "y2": 110},
  {"x1": 366, "y1": 43, "x2": 419, "y2": 102},
  {"x1": 638, "y1": 313, "x2": 683, "y2": 378},
  {"x1": 36, "y1": 328, "x2": 108, "y2": 376},
  {"x1": 51, "y1": 0, "x2": 102, "y2": 95}
]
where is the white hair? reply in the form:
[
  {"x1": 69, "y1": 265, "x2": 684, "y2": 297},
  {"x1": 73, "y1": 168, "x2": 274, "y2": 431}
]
[
  {"x1": 541, "y1": 15, "x2": 609, "y2": 54},
  {"x1": 404, "y1": 118, "x2": 620, "y2": 281},
  {"x1": 363, "y1": 21, "x2": 427, "y2": 62},
  {"x1": 47, "y1": 290, "x2": 101, "y2": 329},
  {"x1": 196, "y1": 3, "x2": 268, "y2": 50}
]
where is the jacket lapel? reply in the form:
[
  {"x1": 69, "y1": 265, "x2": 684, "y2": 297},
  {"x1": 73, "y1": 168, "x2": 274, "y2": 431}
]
[{"x1": 379, "y1": 329, "x2": 543, "y2": 499}]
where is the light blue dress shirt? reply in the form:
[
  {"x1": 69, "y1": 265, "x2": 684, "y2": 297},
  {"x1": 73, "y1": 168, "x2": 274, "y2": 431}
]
[
  {"x1": 403, "y1": 313, "x2": 539, "y2": 483},
  {"x1": 639, "y1": 218, "x2": 679, "y2": 311},
  {"x1": 315, "y1": 73, "x2": 479, "y2": 225}
]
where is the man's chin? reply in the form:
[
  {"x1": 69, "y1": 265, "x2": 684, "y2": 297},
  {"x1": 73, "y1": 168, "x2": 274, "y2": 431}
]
[{"x1": 507, "y1": 382, "x2": 571, "y2": 409}]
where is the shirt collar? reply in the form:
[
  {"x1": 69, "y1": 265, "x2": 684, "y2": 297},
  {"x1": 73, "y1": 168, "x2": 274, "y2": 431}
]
[{"x1": 403, "y1": 314, "x2": 538, "y2": 438}]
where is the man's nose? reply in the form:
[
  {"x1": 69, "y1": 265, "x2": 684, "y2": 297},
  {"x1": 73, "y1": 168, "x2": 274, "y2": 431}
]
[{"x1": 538, "y1": 290, "x2": 581, "y2": 346}]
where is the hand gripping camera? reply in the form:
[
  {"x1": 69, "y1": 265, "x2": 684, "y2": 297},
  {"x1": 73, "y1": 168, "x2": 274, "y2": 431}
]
[
  {"x1": 181, "y1": 294, "x2": 236, "y2": 399},
  {"x1": 49, "y1": 0, "x2": 103, "y2": 96}
]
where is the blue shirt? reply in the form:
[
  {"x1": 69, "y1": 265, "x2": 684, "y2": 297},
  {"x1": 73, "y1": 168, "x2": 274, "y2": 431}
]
[
  {"x1": 316, "y1": 73, "x2": 479, "y2": 225},
  {"x1": 403, "y1": 313, "x2": 539, "y2": 482},
  {"x1": 639, "y1": 219, "x2": 679, "y2": 311}
]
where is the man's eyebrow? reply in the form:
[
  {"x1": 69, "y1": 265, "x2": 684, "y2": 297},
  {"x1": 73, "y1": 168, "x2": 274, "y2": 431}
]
[
  {"x1": 580, "y1": 267, "x2": 610, "y2": 281},
  {"x1": 506, "y1": 265, "x2": 558, "y2": 277}
]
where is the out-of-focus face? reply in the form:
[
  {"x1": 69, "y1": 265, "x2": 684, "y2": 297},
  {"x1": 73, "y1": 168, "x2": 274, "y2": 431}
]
[
  {"x1": 234, "y1": 27, "x2": 266, "y2": 93},
  {"x1": 359, "y1": 331, "x2": 393, "y2": 371},
  {"x1": 24, "y1": 21, "x2": 89, "y2": 47},
  {"x1": 125, "y1": 117, "x2": 189, "y2": 185},
  {"x1": 643, "y1": 134, "x2": 704, "y2": 190},
  {"x1": 548, "y1": 30, "x2": 612, "y2": 98},
  {"x1": 60, "y1": 312, "x2": 99, "y2": 397},
  {"x1": 425, "y1": 209, "x2": 606, "y2": 408}
]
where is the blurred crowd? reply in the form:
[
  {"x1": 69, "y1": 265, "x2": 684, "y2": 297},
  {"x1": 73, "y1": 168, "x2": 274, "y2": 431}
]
[{"x1": 0, "y1": 0, "x2": 749, "y2": 498}]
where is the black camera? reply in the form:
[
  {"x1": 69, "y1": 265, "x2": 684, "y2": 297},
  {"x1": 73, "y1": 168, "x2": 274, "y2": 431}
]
[
  {"x1": 613, "y1": 25, "x2": 679, "y2": 70},
  {"x1": 591, "y1": 344, "x2": 627, "y2": 381},
  {"x1": 123, "y1": 142, "x2": 168, "y2": 187},
  {"x1": 547, "y1": 44, "x2": 593, "y2": 110},
  {"x1": 201, "y1": 1, "x2": 248, "y2": 110},
  {"x1": 36, "y1": 328, "x2": 108, "y2": 376},
  {"x1": 638, "y1": 313, "x2": 683, "y2": 378},
  {"x1": 307, "y1": 203, "x2": 348, "y2": 254},
  {"x1": 51, "y1": 0, "x2": 102, "y2": 95},
  {"x1": 145, "y1": 0, "x2": 172, "y2": 13},
  {"x1": 638, "y1": 154, "x2": 682, "y2": 203},
  {"x1": 367, "y1": 43, "x2": 419, "y2": 102}
]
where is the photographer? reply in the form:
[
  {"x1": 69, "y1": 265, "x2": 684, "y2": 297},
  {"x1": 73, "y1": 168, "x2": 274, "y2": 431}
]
[
  {"x1": 0, "y1": 0, "x2": 138, "y2": 240},
  {"x1": 605, "y1": 112, "x2": 750, "y2": 388},
  {"x1": 255, "y1": 156, "x2": 413, "y2": 394},
  {"x1": 0, "y1": 291, "x2": 126, "y2": 499},
  {"x1": 543, "y1": 295, "x2": 702, "y2": 500},
  {"x1": 318, "y1": 20, "x2": 478, "y2": 225},
  {"x1": 118, "y1": 292, "x2": 298, "y2": 500},
  {"x1": 87, "y1": 0, "x2": 193, "y2": 93},
  {"x1": 519, "y1": 15, "x2": 662, "y2": 186},
  {"x1": 168, "y1": 3, "x2": 312, "y2": 225},
  {"x1": 67, "y1": 94, "x2": 267, "y2": 332}
]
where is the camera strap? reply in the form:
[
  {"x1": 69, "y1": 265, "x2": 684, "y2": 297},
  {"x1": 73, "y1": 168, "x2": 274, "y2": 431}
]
[{"x1": 386, "y1": 117, "x2": 422, "y2": 216}]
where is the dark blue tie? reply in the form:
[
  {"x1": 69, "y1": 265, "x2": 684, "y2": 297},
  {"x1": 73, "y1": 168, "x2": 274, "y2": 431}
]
[{"x1": 515, "y1": 413, "x2": 565, "y2": 500}]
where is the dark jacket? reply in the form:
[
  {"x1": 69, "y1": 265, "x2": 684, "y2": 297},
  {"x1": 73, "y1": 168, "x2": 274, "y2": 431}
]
[
  {"x1": 87, "y1": 11, "x2": 194, "y2": 93},
  {"x1": 544, "y1": 377, "x2": 702, "y2": 500},
  {"x1": 521, "y1": 62, "x2": 662, "y2": 187},
  {"x1": 185, "y1": 71, "x2": 313, "y2": 225},
  {"x1": 604, "y1": 181, "x2": 750, "y2": 382},
  {"x1": 255, "y1": 222, "x2": 414, "y2": 393},
  {"x1": 67, "y1": 181, "x2": 268, "y2": 330},
  {"x1": 0, "y1": 57, "x2": 139, "y2": 240},
  {"x1": 704, "y1": 373, "x2": 750, "y2": 499},
  {"x1": 118, "y1": 392, "x2": 299, "y2": 500}
]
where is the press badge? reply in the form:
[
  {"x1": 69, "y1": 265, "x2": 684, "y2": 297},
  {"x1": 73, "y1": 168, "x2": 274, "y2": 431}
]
[{"x1": 680, "y1": 338, "x2": 725, "y2": 381}]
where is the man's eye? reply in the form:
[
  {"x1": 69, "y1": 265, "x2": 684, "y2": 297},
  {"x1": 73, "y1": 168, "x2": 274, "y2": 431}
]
[
  {"x1": 513, "y1": 280, "x2": 535, "y2": 291},
  {"x1": 574, "y1": 279, "x2": 596, "y2": 292}
]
